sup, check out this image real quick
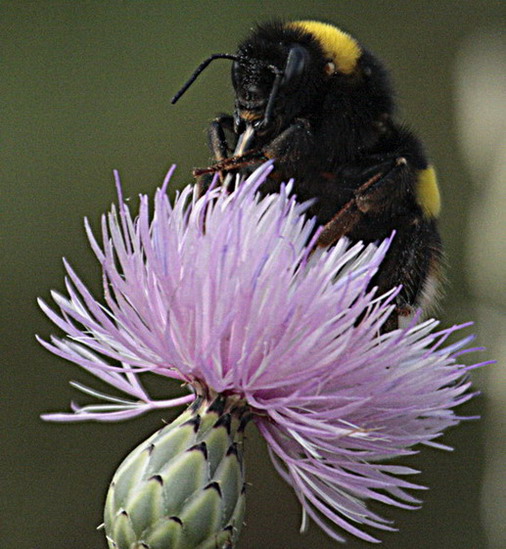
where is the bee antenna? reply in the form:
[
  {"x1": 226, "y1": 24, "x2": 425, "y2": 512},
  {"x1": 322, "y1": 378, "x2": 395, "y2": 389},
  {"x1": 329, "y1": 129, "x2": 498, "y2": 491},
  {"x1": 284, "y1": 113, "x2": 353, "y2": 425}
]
[{"x1": 171, "y1": 53, "x2": 240, "y2": 104}]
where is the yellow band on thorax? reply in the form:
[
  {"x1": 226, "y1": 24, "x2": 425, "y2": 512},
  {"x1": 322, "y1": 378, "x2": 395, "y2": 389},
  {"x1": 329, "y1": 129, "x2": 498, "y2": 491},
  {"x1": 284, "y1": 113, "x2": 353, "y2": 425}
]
[{"x1": 287, "y1": 21, "x2": 361, "y2": 74}]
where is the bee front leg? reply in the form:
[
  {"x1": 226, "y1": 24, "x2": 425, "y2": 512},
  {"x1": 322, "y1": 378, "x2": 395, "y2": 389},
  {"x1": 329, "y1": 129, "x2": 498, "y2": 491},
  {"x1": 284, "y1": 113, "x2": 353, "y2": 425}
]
[
  {"x1": 208, "y1": 115, "x2": 236, "y2": 162},
  {"x1": 196, "y1": 115, "x2": 237, "y2": 196}
]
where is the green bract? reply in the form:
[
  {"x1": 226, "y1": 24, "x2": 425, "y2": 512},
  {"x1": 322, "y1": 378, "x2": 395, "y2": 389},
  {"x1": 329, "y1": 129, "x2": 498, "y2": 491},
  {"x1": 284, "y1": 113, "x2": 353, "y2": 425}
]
[{"x1": 104, "y1": 397, "x2": 247, "y2": 549}]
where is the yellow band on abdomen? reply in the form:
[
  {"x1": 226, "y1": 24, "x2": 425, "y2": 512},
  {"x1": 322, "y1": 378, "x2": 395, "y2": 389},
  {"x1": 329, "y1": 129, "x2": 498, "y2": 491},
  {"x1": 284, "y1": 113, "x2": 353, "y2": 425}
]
[{"x1": 416, "y1": 165, "x2": 441, "y2": 218}]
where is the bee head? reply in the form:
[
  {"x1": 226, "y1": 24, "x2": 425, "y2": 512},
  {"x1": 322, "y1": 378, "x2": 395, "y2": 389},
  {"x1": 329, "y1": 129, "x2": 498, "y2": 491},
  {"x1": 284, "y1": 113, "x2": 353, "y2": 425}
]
[
  {"x1": 231, "y1": 22, "x2": 331, "y2": 136},
  {"x1": 232, "y1": 21, "x2": 395, "y2": 136},
  {"x1": 172, "y1": 20, "x2": 394, "y2": 139}
]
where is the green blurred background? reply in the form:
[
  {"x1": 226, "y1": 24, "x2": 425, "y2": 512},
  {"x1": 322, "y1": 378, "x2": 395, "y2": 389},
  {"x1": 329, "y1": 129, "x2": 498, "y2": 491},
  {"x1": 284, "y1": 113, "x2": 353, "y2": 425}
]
[{"x1": 2, "y1": 1, "x2": 505, "y2": 548}]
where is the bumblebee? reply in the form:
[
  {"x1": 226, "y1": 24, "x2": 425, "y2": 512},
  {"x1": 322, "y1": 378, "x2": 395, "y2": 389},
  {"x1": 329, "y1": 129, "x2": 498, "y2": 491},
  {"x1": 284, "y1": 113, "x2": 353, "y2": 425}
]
[{"x1": 172, "y1": 20, "x2": 443, "y2": 330}]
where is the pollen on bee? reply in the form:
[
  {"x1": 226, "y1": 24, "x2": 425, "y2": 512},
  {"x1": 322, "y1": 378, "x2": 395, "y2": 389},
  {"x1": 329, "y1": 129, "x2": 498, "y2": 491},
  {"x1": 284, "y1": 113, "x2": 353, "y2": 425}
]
[{"x1": 324, "y1": 61, "x2": 336, "y2": 75}]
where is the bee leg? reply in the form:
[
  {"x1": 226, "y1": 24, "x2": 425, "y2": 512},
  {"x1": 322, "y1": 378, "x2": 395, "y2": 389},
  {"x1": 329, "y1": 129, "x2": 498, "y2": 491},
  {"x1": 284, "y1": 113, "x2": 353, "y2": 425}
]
[
  {"x1": 195, "y1": 115, "x2": 237, "y2": 196},
  {"x1": 208, "y1": 115, "x2": 235, "y2": 162},
  {"x1": 262, "y1": 118, "x2": 314, "y2": 170},
  {"x1": 193, "y1": 149, "x2": 265, "y2": 177},
  {"x1": 315, "y1": 172, "x2": 385, "y2": 247},
  {"x1": 194, "y1": 173, "x2": 215, "y2": 198},
  {"x1": 354, "y1": 157, "x2": 410, "y2": 214},
  {"x1": 195, "y1": 119, "x2": 313, "y2": 189}
]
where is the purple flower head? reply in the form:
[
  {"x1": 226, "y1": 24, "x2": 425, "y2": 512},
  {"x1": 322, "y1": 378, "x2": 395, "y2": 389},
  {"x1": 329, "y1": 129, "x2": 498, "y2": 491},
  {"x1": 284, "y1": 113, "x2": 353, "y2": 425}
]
[{"x1": 39, "y1": 162, "x2": 482, "y2": 542}]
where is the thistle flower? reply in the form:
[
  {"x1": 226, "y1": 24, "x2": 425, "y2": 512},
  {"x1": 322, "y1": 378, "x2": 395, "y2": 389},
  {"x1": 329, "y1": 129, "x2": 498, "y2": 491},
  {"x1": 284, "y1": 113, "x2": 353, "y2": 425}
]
[{"x1": 39, "y1": 162, "x2": 482, "y2": 546}]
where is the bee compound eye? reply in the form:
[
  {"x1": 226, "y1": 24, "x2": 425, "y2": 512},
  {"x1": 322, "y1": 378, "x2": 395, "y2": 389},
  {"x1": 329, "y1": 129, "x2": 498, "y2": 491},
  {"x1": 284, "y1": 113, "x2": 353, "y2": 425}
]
[{"x1": 281, "y1": 44, "x2": 309, "y2": 88}]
